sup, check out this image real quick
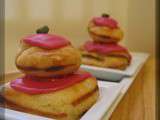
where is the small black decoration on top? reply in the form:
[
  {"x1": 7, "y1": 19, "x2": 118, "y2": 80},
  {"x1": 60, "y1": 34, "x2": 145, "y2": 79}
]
[
  {"x1": 102, "y1": 13, "x2": 110, "y2": 18},
  {"x1": 36, "y1": 26, "x2": 49, "y2": 34}
]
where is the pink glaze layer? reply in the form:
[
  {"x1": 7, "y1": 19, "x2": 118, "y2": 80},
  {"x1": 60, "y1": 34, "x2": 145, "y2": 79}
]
[
  {"x1": 83, "y1": 41, "x2": 128, "y2": 54},
  {"x1": 10, "y1": 70, "x2": 93, "y2": 94},
  {"x1": 93, "y1": 17, "x2": 118, "y2": 28},
  {"x1": 23, "y1": 34, "x2": 70, "y2": 50}
]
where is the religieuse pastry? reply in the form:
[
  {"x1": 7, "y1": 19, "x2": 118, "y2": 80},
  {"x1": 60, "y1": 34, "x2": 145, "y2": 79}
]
[
  {"x1": 80, "y1": 14, "x2": 132, "y2": 70},
  {"x1": 88, "y1": 13, "x2": 124, "y2": 43},
  {"x1": 1, "y1": 26, "x2": 99, "y2": 120},
  {"x1": 16, "y1": 26, "x2": 81, "y2": 77}
]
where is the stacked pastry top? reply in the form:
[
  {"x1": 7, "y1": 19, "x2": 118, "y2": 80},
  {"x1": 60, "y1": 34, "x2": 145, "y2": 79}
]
[
  {"x1": 81, "y1": 14, "x2": 131, "y2": 70},
  {"x1": 2, "y1": 26, "x2": 99, "y2": 120}
]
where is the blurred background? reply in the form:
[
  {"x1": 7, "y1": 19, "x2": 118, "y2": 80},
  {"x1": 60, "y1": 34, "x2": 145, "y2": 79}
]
[{"x1": 5, "y1": 0, "x2": 155, "y2": 72}]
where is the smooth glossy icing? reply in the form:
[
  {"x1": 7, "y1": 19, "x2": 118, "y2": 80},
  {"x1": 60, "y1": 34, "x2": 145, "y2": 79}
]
[
  {"x1": 93, "y1": 17, "x2": 118, "y2": 28},
  {"x1": 83, "y1": 41, "x2": 128, "y2": 54},
  {"x1": 10, "y1": 70, "x2": 93, "y2": 94},
  {"x1": 23, "y1": 34, "x2": 70, "y2": 49}
]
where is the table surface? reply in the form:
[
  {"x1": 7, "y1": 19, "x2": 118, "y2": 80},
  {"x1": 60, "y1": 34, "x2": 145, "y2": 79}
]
[{"x1": 109, "y1": 57, "x2": 155, "y2": 120}]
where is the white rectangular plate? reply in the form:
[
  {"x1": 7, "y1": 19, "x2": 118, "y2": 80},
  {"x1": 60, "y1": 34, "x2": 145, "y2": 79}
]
[
  {"x1": 0, "y1": 81, "x2": 123, "y2": 120},
  {"x1": 80, "y1": 52, "x2": 149, "y2": 81}
]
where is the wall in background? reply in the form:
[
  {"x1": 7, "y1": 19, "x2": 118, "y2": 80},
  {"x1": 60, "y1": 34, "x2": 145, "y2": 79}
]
[
  {"x1": 5, "y1": 0, "x2": 155, "y2": 72},
  {"x1": 127, "y1": 0, "x2": 155, "y2": 56}
]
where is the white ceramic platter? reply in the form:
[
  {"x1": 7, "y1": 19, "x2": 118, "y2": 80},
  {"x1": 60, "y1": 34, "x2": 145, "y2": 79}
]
[
  {"x1": 0, "y1": 81, "x2": 123, "y2": 120},
  {"x1": 80, "y1": 52, "x2": 149, "y2": 81}
]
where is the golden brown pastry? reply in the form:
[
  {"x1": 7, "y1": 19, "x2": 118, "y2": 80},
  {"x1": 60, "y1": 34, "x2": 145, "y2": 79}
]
[
  {"x1": 16, "y1": 33, "x2": 81, "y2": 77},
  {"x1": 81, "y1": 50, "x2": 130, "y2": 70},
  {"x1": 2, "y1": 72, "x2": 99, "y2": 120},
  {"x1": 88, "y1": 14, "x2": 123, "y2": 43},
  {"x1": 1, "y1": 26, "x2": 99, "y2": 120},
  {"x1": 80, "y1": 41, "x2": 131, "y2": 70}
]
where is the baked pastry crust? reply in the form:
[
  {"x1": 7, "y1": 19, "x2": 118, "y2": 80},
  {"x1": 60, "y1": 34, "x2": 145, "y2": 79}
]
[
  {"x1": 88, "y1": 21, "x2": 123, "y2": 43},
  {"x1": 81, "y1": 50, "x2": 131, "y2": 70},
  {"x1": 16, "y1": 45, "x2": 81, "y2": 77},
  {"x1": 2, "y1": 77, "x2": 99, "y2": 120}
]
